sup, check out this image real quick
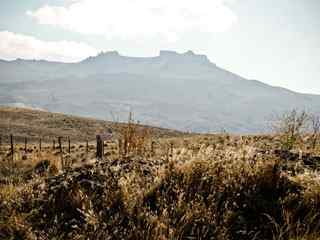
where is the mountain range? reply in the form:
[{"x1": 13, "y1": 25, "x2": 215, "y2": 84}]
[{"x1": 1, "y1": 50, "x2": 319, "y2": 133}]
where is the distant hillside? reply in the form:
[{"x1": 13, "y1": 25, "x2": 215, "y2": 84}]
[
  {"x1": 0, "y1": 107, "x2": 184, "y2": 142},
  {"x1": 1, "y1": 50, "x2": 320, "y2": 133}
]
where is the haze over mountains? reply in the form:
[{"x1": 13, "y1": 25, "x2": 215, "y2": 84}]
[{"x1": 1, "y1": 50, "x2": 319, "y2": 133}]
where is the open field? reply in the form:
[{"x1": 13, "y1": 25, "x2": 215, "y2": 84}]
[{"x1": 1, "y1": 108, "x2": 320, "y2": 240}]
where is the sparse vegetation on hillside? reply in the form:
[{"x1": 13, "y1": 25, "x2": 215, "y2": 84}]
[
  {"x1": 310, "y1": 114, "x2": 320, "y2": 150},
  {"x1": 273, "y1": 109, "x2": 309, "y2": 150},
  {"x1": 0, "y1": 107, "x2": 184, "y2": 143},
  {"x1": 1, "y1": 108, "x2": 320, "y2": 239},
  {"x1": 273, "y1": 109, "x2": 320, "y2": 152}
]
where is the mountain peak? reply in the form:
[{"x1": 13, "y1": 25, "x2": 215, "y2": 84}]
[
  {"x1": 159, "y1": 50, "x2": 212, "y2": 65},
  {"x1": 81, "y1": 50, "x2": 214, "y2": 67},
  {"x1": 159, "y1": 50, "x2": 197, "y2": 57},
  {"x1": 97, "y1": 51, "x2": 120, "y2": 57},
  {"x1": 82, "y1": 50, "x2": 121, "y2": 63},
  {"x1": 184, "y1": 50, "x2": 195, "y2": 56},
  {"x1": 159, "y1": 50, "x2": 180, "y2": 57}
]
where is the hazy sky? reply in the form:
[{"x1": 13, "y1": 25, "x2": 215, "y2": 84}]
[{"x1": 0, "y1": 0, "x2": 319, "y2": 94}]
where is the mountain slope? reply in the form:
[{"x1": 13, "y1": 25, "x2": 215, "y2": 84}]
[
  {"x1": 1, "y1": 50, "x2": 319, "y2": 133},
  {"x1": 0, "y1": 107, "x2": 183, "y2": 142}
]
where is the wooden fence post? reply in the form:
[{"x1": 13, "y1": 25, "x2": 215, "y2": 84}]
[
  {"x1": 96, "y1": 135, "x2": 103, "y2": 159},
  {"x1": 86, "y1": 139, "x2": 89, "y2": 154},
  {"x1": 118, "y1": 139, "x2": 122, "y2": 156},
  {"x1": 151, "y1": 141, "x2": 155, "y2": 157},
  {"x1": 165, "y1": 146, "x2": 169, "y2": 162},
  {"x1": 170, "y1": 142, "x2": 174, "y2": 157},
  {"x1": 39, "y1": 138, "x2": 42, "y2": 151},
  {"x1": 58, "y1": 137, "x2": 62, "y2": 153},
  {"x1": 124, "y1": 138, "x2": 128, "y2": 157},
  {"x1": 24, "y1": 137, "x2": 27, "y2": 153},
  {"x1": 58, "y1": 137, "x2": 64, "y2": 169},
  {"x1": 53, "y1": 139, "x2": 55, "y2": 150},
  {"x1": 68, "y1": 137, "x2": 71, "y2": 154},
  {"x1": 10, "y1": 134, "x2": 14, "y2": 162}
]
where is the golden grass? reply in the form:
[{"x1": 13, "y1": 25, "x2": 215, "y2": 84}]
[{"x1": 1, "y1": 132, "x2": 320, "y2": 239}]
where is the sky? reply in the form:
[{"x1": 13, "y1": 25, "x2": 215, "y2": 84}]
[{"x1": 0, "y1": 0, "x2": 319, "y2": 94}]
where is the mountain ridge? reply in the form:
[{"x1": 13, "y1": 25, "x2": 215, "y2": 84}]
[
  {"x1": 0, "y1": 50, "x2": 310, "y2": 95},
  {"x1": 0, "y1": 50, "x2": 319, "y2": 133}
]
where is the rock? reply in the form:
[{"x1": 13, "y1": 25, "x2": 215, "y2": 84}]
[{"x1": 33, "y1": 160, "x2": 50, "y2": 175}]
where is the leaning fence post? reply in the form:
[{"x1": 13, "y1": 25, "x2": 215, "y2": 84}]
[
  {"x1": 96, "y1": 135, "x2": 103, "y2": 159},
  {"x1": 10, "y1": 134, "x2": 14, "y2": 162},
  {"x1": 39, "y1": 138, "x2": 42, "y2": 151}
]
